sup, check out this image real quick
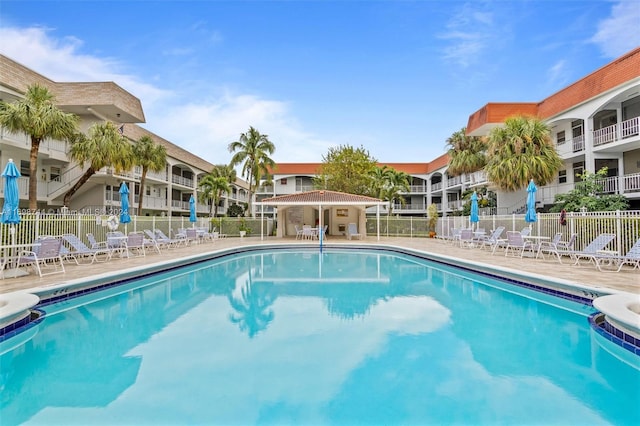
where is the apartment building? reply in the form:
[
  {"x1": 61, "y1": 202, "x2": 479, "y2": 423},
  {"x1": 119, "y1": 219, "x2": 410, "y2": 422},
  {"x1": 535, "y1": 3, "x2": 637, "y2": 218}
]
[
  {"x1": 466, "y1": 47, "x2": 640, "y2": 212},
  {"x1": 0, "y1": 55, "x2": 248, "y2": 217},
  {"x1": 264, "y1": 48, "x2": 640, "y2": 216}
]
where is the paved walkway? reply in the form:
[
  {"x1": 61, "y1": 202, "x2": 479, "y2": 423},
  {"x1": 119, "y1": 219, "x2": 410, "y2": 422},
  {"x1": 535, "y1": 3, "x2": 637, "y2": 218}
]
[{"x1": 1, "y1": 236, "x2": 638, "y2": 296}]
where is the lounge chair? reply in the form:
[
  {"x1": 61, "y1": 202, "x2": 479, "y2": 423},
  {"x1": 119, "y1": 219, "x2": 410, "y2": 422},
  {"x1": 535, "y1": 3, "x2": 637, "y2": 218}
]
[
  {"x1": 478, "y1": 226, "x2": 505, "y2": 252},
  {"x1": 504, "y1": 231, "x2": 536, "y2": 258},
  {"x1": 346, "y1": 223, "x2": 361, "y2": 240},
  {"x1": 144, "y1": 229, "x2": 168, "y2": 251},
  {"x1": 155, "y1": 229, "x2": 186, "y2": 247},
  {"x1": 568, "y1": 233, "x2": 616, "y2": 267},
  {"x1": 61, "y1": 233, "x2": 111, "y2": 264},
  {"x1": 17, "y1": 236, "x2": 66, "y2": 277},
  {"x1": 591, "y1": 237, "x2": 640, "y2": 272}
]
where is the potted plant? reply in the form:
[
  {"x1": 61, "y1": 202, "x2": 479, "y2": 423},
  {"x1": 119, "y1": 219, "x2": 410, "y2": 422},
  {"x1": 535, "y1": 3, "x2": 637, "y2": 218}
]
[
  {"x1": 239, "y1": 218, "x2": 251, "y2": 238},
  {"x1": 427, "y1": 203, "x2": 438, "y2": 238}
]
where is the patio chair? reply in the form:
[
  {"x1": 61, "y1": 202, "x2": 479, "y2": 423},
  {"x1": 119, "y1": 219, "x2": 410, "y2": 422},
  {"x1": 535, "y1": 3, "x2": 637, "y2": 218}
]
[
  {"x1": 568, "y1": 233, "x2": 616, "y2": 267},
  {"x1": 295, "y1": 225, "x2": 304, "y2": 240},
  {"x1": 302, "y1": 225, "x2": 317, "y2": 240},
  {"x1": 477, "y1": 226, "x2": 504, "y2": 250},
  {"x1": 124, "y1": 232, "x2": 146, "y2": 257},
  {"x1": 144, "y1": 229, "x2": 168, "y2": 251},
  {"x1": 535, "y1": 232, "x2": 563, "y2": 261},
  {"x1": 185, "y1": 228, "x2": 199, "y2": 244},
  {"x1": 458, "y1": 229, "x2": 475, "y2": 248},
  {"x1": 155, "y1": 229, "x2": 187, "y2": 247},
  {"x1": 347, "y1": 223, "x2": 361, "y2": 240},
  {"x1": 17, "y1": 236, "x2": 66, "y2": 277},
  {"x1": 61, "y1": 233, "x2": 111, "y2": 264},
  {"x1": 504, "y1": 231, "x2": 536, "y2": 258},
  {"x1": 591, "y1": 237, "x2": 640, "y2": 272},
  {"x1": 520, "y1": 226, "x2": 531, "y2": 237}
]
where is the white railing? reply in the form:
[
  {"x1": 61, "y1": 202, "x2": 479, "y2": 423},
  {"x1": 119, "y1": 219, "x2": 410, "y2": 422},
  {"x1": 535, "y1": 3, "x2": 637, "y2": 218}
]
[
  {"x1": 295, "y1": 185, "x2": 314, "y2": 192},
  {"x1": 572, "y1": 134, "x2": 584, "y2": 152},
  {"x1": 431, "y1": 182, "x2": 442, "y2": 191},
  {"x1": 621, "y1": 116, "x2": 639, "y2": 139},
  {"x1": 408, "y1": 185, "x2": 427, "y2": 193},
  {"x1": 593, "y1": 116, "x2": 640, "y2": 146},
  {"x1": 171, "y1": 175, "x2": 194, "y2": 188},
  {"x1": 623, "y1": 173, "x2": 640, "y2": 193}
]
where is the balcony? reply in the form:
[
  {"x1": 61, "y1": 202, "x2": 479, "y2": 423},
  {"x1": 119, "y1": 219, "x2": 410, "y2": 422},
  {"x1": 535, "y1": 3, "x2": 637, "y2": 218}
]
[
  {"x1": 599, "y1": 172, "x2": 640, "y2": 194},
  {"x1": 593, "y1": 116, "x2": 639, "y2": 146},
  {"x1": 572, "y1": 134, "x2": 584, "y2": 152},
  {"x1": 171, "y1": 174, "x2": 194, "y2": 188}
]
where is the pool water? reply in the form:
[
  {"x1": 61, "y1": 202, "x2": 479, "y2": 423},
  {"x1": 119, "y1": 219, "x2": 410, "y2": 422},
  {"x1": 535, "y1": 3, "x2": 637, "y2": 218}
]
[{"x1": 1, "y1": 249, "x2": 639, "y2": 425}]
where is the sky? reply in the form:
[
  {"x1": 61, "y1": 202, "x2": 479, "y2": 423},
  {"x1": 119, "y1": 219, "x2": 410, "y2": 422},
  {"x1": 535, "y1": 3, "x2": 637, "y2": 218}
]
[{"x1": 1, "y1": 0, "x2": 639, "y2": 168}]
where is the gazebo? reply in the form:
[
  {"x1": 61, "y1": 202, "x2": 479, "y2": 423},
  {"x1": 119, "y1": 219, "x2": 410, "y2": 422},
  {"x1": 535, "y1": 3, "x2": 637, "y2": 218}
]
[{"x1": 254, "y1": 190, "x2": 388, "y2": 240}]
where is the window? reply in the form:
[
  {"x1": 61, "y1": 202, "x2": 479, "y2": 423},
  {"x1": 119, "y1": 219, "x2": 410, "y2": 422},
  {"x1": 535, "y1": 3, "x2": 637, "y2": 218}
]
[
  {"x1": 556, "y1": 131, "x2": 566, "y2": 145},
  {"x1": 20, "y1": 160, "x2": 30, "y2": 177},
  {"x1": 571, "y1": 119, "x2": 583, "y2": 138},
  {"x1": 573, "y1": 162, "x2": 584, "y2": 183},
  {"x1": 558, "y1": 170, "x2": 567, "y2": 184},
  {"x1": 50, "y1": 167, "x2": 61, "y2": 182},
  {"x1": 280, "y1": 178, "x2": 287, "y2": 185}
]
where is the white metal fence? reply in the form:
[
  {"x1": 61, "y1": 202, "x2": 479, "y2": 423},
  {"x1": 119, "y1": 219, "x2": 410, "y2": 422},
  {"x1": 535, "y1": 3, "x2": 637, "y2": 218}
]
[
  {"x1": 365, "y1": 210, "x2": 640, "y2": 255},
  {"x1": 0, "y1": 214, "x2": 271, "y2": 248}
]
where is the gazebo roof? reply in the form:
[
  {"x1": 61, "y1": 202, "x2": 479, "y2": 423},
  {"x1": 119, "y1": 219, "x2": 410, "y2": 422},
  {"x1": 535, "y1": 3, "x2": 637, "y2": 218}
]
[{"x1": 256, "y1": 190, "x2": 387, "y2": 206}]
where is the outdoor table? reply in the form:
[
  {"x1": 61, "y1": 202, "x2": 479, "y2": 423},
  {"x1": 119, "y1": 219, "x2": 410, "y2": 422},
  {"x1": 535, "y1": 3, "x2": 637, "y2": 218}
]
[{"x1": 0, "y1": 243, "x2": 41, "y2": 279}]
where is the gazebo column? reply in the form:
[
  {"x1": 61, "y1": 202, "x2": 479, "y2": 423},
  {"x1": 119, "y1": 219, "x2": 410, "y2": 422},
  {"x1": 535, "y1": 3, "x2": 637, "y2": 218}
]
[{"x1": 277, "y1": 207, "x2": 286, "y2": 237}]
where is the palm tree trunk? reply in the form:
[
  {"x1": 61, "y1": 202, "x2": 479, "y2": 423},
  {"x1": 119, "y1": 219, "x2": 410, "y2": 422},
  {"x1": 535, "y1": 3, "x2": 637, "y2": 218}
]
[
  {"x1": 28, "y1": 137, "x2": 42, "y2": 211},
  {"x1": 138, "y1": 168, "x2": 148, "y2": 214},
  {"x1": 63, "y1": 167, "x2": 96, "y2": 206}
]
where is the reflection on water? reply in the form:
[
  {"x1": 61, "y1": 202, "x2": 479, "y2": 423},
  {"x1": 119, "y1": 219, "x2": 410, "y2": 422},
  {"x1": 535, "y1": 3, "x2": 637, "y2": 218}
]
[{"x1": 0, "y1": 249, "x2": 638, "y2": 426}]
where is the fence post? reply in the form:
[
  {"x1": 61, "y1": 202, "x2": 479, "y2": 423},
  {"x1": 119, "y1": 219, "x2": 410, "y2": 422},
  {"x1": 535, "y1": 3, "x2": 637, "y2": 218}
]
[
  {"x1": 410, "y1": 216, "x2": 413, "y2": 238},
  {"x1": 616, "y1": 210, "x2": 621, "y2": 252}
]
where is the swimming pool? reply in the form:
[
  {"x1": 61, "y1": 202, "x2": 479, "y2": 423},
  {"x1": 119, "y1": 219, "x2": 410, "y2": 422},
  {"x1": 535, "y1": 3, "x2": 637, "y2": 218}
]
[{"x1": 1, "y1": 248, "x2": 639, "y2": 425}]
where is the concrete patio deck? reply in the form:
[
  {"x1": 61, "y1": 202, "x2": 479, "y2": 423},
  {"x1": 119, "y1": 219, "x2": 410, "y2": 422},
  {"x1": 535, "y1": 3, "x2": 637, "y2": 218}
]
[{"x1": 0, "y1": 236, "x2": 638, "y2": 296}]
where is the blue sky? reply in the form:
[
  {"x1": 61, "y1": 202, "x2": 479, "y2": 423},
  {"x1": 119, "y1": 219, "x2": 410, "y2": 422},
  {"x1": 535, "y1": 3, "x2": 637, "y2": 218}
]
[{"x1": 1, "y1": 0, "x2": 639, "y2": 166}]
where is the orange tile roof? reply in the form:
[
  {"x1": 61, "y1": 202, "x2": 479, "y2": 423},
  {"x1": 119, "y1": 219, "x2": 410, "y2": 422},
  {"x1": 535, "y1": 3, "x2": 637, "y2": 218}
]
[
  {"x1": 466, "y1": 47, "x2": 640, "y2": 135},
  {"x1": 269, "y1": 157, "x2": 453, "y2": 177},
  {"x1": 268, "y1": 163, "x2": 322, "y2": 175},
  {"x1": 258, "y1": 190, "x2": 386, "y2": 205}
]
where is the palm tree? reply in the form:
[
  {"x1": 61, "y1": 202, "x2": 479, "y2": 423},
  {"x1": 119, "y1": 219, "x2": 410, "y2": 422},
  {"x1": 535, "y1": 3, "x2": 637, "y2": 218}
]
[
  {"x1": 385, "y1": 168, "x2": 410, "y2": 214},
  {"x1": 0, "y1": 84, "x2": 79, "y2": 210},
  {"x1": 369, "y1": 165, "x2": 393, "y2": 199},
  {"x1": 199, "y1": 173, "x2": 231, "y2": 217},
  {"x1": 228, "y1": 126, "x2": 275, "y2": 217},
  {"x1": 445, "y1": 127, "x2": 486, "y2": 176},
  {"x1": 485, "y1": 115, "x2": 563, "y2": 191},
  {"x1": 63, "y1": 121, "x2": 133, "y2": 206},
  {"x1": 132, "y1": 135, "x2": 167, "y2": 214}
]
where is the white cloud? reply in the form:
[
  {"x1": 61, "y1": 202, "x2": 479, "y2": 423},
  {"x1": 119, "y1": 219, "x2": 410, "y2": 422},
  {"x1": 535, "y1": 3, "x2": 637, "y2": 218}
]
[
  {"x1": 144, "y1": 92, "x2": 333, "y2": 166},
  {"x1": 438, "y1": 3, "x2": 496, "y2": 68},
  {"x1": 0, "y1": 25, "x2": 331, "y2": 166},
  {"x1": 547, "y1": 59, "x2": 568, "y2": 88},
  {"x1": 591, "y1": 0, "x2": 640, "y2": 58}
]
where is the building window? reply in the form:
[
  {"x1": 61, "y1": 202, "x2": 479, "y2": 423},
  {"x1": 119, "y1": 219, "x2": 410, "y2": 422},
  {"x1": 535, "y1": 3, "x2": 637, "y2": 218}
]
[
  {"x1": 50, "y1": 167, "x2": 61, "y2": 182},
  {"x1": 556, "y1": 131, "x2": 566, "y2": 145},
  {"x1": 571, "y1": 119, "x2": 583, "y2": 138},
  {"x1": 573, "y1": 162, "x2": 584, "y2": 183},
  {"x1": 20, "y1": 160, "x2": 30, "y2": 177},
  {"x1": 280, "y1": 178, "x2": 287, "y2": 185},
  {"x1": 558, "y1": 170, "x2": 567, "y2": 184}
]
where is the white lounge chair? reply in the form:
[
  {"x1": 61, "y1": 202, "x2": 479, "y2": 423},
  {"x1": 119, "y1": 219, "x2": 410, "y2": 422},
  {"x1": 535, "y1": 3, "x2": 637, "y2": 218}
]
[
  {"x1": 568, "y1": 233, "x2": 616, "y2": 267},
  {"x1": 478, "y1": 226, "x2": 505, "y2": 252},
  {"x1": 346, "y1": 223, "x2": 361, "y2": 240},
  {"x1": 62, "y1": 233, "x2": 111, "y2": 264},
  {"x1": 591, "y1": 237, "x2": 640, "y2": 272}
]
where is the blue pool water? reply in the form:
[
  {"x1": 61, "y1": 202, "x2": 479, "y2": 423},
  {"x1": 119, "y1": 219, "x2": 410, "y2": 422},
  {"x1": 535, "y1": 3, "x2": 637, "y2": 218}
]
[{"x1": 1, "y1": 248, "x2": 639, "y2": 425}]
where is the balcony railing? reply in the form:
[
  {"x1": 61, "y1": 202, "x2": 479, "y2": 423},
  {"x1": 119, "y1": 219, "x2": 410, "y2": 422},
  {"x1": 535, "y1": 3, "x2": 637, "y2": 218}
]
[
  {"x1": 572, "y1": 134, "x2": 584, "y2": 152},
  {"x1": 431, "y1": 182, "x2": 442, "y2": 191},
  {"x1": 171, "y1": 174, "x2": 194, "y2": 188},
  {"x1": 593, "y1": 116, "x2": 639, "y2": 146}
]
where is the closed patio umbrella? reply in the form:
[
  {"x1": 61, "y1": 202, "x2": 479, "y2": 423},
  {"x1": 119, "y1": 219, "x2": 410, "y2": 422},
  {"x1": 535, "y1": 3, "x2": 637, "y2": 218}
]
[
  {"x1": 525, "y1": 180, "x2": 537, "y2": 223},
  {"x1": 119, "y1": 182, "x2": 131, "y2": 224},
  {"x1": 189, "y1": 194, "x2": 196, "y2": 225},
  {"x1": 1, "y1": 159, "x2": 21, "y2": 225},
  {"x1": 470, "y1": 191, "x2": 479, "y2": 228}
]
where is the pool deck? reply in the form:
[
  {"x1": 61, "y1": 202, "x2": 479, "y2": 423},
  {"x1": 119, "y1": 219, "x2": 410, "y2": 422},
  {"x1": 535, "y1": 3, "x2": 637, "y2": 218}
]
[{"x1": 0, "y1": 236, "x2": 638, "y2": 296}]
